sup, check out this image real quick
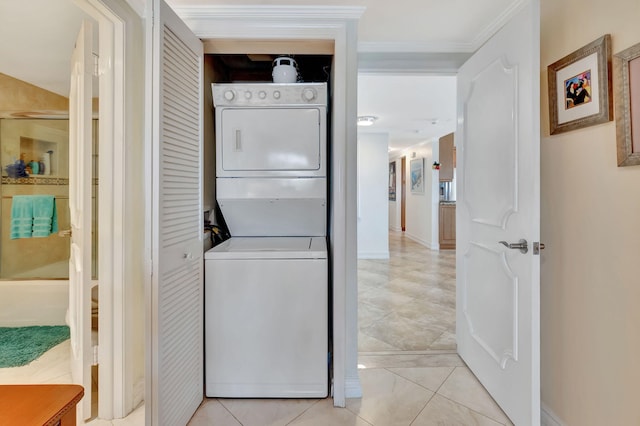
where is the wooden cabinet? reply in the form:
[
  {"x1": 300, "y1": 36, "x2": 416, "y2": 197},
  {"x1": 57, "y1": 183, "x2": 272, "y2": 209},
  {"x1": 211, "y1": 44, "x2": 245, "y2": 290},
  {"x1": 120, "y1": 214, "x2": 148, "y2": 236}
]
[
  {"x1": 439, "y1": 203, "x2": 456, "y2": 249},
  {"x1": 439, "y1": 132, "x2": 455, "y2": 182}
]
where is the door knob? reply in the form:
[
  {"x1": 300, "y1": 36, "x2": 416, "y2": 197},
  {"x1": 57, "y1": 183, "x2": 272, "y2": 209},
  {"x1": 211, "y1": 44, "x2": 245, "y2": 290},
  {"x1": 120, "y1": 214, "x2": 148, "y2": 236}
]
[
  {"x1": 498, "y1": 239, "x2": 528, "y2": 254},
  {"x1": 58, "y1": 229, "x2": 72, "y2": 237}
]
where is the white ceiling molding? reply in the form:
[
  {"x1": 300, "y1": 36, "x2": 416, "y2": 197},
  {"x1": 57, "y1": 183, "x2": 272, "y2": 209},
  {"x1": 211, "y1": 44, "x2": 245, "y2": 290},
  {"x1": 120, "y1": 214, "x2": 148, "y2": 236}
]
[
  {"x1": 470, "y1": 0, "x2": 529, "y2": 50},
  {"x1": 173, "y1": 5, "x2": 366, "y2": 22},
  {"x1": 172, "y1": 5, "x2": 365, "y2": 41},
  {"x1": 358, "y1": 51, "x2": 470, "y2": 75},
  {"x1": 359, "y1": 41, "x2": 475, "y2": 54}
]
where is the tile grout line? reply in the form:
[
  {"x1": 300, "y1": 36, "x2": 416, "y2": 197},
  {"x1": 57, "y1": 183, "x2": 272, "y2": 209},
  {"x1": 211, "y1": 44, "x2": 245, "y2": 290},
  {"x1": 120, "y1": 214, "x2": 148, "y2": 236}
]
[
  {"x1": 382, "y1": 366, "x2": 439, "y2": 426},
  {"x1": 434, "y1": 367, "x2": 512, "y2": 426},
  {"x1": 283, "y1": 398, "x2": 322, "y2": 425},
  {"x1": 215, "y1": 399, "x2": 246, "y2": 426}
]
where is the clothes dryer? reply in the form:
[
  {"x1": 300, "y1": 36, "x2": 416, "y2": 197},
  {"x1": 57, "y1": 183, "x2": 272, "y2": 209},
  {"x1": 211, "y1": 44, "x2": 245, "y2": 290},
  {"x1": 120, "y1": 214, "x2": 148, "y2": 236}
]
[{"x1": 205, "y1": 83, "x2": 329, "y2": 398}]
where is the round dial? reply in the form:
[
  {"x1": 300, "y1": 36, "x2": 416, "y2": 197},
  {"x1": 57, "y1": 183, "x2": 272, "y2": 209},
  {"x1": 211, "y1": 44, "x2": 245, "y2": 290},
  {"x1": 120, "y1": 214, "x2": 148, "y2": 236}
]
[
  {"x1": 273, "y1": 90, "x2": 281, "y2": 99},
  {"x1": 259, "y1": 91, "x2": 267, "y2": 99},
  {"x1": 224, "y1": 90, "x2": 235, "y2": 101},
  {"x1": 302, "y1": 88, "x2": 317, "y2": 101},
  {"x1": 244, "y1": 91, "x2": 252, "y2": 99}
]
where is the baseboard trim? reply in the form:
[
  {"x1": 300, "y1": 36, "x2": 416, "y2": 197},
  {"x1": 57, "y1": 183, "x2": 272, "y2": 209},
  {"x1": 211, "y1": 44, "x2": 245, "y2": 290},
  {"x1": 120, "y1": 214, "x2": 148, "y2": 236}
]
[
  {"x1": 344, "y1": 374, "x2": 362, "y2": 399},
  {"x1": 541, "y1": 403, "x2": 566, "y2": 426},
  {"x1": 404, "y1": 232, "x2": 437, "y2": 250},
  {"x1": 357, "y1": 251, "x2": 390, "y2": 259}
]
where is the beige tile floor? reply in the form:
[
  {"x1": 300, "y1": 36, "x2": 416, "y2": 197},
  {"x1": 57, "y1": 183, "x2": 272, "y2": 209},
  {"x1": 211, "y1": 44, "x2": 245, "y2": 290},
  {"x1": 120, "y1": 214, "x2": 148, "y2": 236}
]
[
  {"x1": 191, "y1": 353, "x2": 512, "y2": 425},
  {"x1": 358, "y1": 231, "x2": 456, "y2": 352}
]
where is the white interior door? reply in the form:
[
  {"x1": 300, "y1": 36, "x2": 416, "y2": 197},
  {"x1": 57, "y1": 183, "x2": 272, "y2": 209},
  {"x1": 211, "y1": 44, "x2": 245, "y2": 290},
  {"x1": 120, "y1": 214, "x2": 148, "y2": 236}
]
[
  {"x1": 456, "y1": 1, "x2": 540, "y2": 425},
  {"x1": 68, "y1": 19, "x2": 94, "y2": 421},
  {"x1": 149, "y1": 0, "x2": 204, "y2": 424}
]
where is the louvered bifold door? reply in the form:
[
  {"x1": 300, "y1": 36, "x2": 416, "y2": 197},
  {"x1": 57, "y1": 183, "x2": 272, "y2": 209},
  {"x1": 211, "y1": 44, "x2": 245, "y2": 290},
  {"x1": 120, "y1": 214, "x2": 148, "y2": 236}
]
[{"x1": 150, "y1": 1, "x2": 204, "y2": 425}]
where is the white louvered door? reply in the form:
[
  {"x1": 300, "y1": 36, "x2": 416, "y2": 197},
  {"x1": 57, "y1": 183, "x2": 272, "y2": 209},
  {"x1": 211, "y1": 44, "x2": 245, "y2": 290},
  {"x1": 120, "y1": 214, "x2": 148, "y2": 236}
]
[{"x1": 150, "y1": 1, "x2": 203, "y2": 425}]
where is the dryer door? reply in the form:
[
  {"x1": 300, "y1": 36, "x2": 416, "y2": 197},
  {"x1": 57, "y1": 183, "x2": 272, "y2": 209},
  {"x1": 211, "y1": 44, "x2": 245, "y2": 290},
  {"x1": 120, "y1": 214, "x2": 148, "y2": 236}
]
[{"x1": 217, "y1": 107, "x2": 326, "y2": 177}]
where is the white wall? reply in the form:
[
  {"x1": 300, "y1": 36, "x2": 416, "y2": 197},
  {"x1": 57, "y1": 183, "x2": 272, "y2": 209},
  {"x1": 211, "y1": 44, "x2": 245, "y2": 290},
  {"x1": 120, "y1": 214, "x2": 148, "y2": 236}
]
[
  {"x1": 392, "y1": 139, "x2": 440, "y2": 249},
  {"x1": 357, "y1": 133, "x2": 389, "y2": 259}
]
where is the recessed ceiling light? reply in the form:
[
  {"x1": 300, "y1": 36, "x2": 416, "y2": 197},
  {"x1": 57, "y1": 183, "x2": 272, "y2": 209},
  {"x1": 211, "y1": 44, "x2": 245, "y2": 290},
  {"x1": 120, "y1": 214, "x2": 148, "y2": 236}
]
[{"x1": 357, "y1": 116, "x2": 378, "y2": 126}]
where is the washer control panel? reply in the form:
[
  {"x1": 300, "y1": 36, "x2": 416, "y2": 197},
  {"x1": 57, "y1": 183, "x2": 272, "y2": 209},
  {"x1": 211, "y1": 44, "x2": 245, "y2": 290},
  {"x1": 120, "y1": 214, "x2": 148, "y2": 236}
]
[{"x1": 213, "y1": 83, "x2": 327, "y2": 107}]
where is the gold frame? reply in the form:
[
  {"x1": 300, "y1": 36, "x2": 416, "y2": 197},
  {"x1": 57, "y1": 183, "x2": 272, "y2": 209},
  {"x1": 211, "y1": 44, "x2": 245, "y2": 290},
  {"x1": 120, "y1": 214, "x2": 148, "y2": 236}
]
[
  {"x1": 548, "y1": 35, "x2": 613, "y2": 135},
  {"x1": 614, "y1": 42, "x2": 640, "y2": 166}
]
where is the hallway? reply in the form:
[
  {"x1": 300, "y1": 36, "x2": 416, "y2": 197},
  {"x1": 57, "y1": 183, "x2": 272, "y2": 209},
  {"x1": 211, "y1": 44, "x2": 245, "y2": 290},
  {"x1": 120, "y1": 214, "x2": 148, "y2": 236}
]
[{"x1": 358, "y1": 231, "x2": 456, "y2": 352}]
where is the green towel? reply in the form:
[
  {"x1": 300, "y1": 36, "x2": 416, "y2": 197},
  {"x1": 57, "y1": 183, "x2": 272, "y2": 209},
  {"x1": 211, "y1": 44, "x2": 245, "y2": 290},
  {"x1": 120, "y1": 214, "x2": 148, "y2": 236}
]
[
  {"x1": 32, "y1": 195, "x2": 58, "y2": 237},
  {"x1": 10, "y1": 195, "x2": 59, "y2": 239},
  {"x1": 10, "y1": 196, "x2": 34, "y2": 239}
]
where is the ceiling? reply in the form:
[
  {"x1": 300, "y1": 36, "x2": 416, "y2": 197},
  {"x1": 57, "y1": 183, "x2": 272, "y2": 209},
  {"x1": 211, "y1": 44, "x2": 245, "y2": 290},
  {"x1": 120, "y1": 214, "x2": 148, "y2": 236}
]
[{"x1": 0, "y1": 0, "x2": 521, "y2": 153}]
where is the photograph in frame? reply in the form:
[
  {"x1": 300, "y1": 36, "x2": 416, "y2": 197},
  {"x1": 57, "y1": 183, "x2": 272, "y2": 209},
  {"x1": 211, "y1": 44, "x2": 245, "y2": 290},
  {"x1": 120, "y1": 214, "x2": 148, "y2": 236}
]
[
  {"x1": 614, "y1": 41, "x2": 640, "y2": 166},
  {"x1": 548, "y1": 34, "x2": 613, "y2": 135},
  {"x1": 410, "y1": 158, "x2": 424, "y2": 194},
  {"x1": 389, "y1": 161, "x2": 397, "y2": 201}
]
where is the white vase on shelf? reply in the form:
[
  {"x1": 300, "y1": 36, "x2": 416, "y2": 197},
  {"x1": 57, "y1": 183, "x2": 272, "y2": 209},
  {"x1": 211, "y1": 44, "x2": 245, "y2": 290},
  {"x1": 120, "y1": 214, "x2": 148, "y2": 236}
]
[{"x1": 42, "y1": 151, "x2": 51, "y2": 175}]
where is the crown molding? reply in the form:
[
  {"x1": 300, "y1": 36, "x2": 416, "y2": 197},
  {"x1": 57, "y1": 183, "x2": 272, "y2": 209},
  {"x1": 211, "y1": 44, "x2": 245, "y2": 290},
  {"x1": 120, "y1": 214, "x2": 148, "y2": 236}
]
[
  {"x1": 471, "y1": 0, "x2": 530, "y2": 50},
  {"x1": 172, "y1": 5, "x2": 366, "y2": 21},
  {"x1": 359, "y1": 41, "x2": 475, "y2": 54}
]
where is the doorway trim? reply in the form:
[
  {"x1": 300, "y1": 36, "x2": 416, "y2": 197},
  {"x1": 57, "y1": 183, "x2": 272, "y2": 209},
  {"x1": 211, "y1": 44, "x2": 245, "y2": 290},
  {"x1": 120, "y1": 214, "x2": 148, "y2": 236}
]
[
  {"x1": 74, "y1": 0, "x2": 144, "y2": 419},
  {"x1": 173, "y1": 4, "x2": 364, "y2": 406}
]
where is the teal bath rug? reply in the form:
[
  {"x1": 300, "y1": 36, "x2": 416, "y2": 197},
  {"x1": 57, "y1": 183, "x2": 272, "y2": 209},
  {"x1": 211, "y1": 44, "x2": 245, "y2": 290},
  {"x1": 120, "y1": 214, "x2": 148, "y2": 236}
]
[{"x1": 0, "y1": 326, "x2": 70, "y2": 368}]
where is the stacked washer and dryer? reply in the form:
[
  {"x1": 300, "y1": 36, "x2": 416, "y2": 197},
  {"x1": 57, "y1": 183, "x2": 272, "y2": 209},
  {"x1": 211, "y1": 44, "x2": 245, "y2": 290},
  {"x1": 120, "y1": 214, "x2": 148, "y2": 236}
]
[{"x1": 204, "y1": 82, "x2": 329, "y2": 398}]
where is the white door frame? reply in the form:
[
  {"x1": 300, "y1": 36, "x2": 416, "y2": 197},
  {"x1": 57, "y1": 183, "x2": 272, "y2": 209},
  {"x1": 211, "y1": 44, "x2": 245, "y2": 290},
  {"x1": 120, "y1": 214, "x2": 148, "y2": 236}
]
[
  {"x1": 173, "y1": 5, "x2": 364, "y2": 406},
  {"x1": 73, "y1": 0, "x2": 144, "y2": 419}
]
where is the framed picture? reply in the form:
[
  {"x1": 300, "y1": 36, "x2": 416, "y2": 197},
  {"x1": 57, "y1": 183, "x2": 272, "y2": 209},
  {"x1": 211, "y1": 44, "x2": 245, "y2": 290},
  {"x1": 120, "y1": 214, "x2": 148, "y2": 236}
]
[
  {"x1": 614, "y1": 42, "x2": 640, "y2": 166},
  {"x1": 388, "y1": 161, "x2": 396, "y2": 201},
  {"x1": 410, "y1": 158, "x2": 424, "y2": 194},
  {"x1": 548, "y1": 34, "x2": 613, "y2": 135}
]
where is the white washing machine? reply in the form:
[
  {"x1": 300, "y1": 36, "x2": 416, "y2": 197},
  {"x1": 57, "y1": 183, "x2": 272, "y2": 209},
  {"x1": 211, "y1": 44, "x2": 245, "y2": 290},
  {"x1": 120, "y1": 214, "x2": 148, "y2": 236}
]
[
  {"x1": 205, "y1": 83, "x2": 328, "y2": 398},
  {"x1": 204, "y1": 237, "x2": 327, "y2": 397}
]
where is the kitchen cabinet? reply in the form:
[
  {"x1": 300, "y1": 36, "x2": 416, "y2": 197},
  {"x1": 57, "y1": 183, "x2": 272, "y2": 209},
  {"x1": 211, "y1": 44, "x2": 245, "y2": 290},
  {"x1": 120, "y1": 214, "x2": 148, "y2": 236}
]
[
  {"x1": 439, "y1": 203, "x2": 456, "y2": 249},
  {"x1": 439, "y1": 132, "x2": 455, "y2": 182}
]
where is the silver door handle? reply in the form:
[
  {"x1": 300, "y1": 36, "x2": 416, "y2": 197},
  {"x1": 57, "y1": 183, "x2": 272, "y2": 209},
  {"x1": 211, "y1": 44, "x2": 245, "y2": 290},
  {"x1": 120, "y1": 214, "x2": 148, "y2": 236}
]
[{"x1": 499, "y1": 239, "x2": 528, "y2": 254}]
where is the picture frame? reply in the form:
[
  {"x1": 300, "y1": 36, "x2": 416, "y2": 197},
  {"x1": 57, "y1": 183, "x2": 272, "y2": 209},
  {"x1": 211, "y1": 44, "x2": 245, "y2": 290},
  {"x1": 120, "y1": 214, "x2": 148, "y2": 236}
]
[
  {"x1": 388, "y1": 161, "x2": 396, "y2": 201},
  {"x1": 614, "y1": 42, "x2": 640, "y2": 166},
  {"x1": 410, "y1": 158, "x2": 424, "y2": 194},
  {"x1": 548, "y1": 34, "x2": 613, "y2": 135}
]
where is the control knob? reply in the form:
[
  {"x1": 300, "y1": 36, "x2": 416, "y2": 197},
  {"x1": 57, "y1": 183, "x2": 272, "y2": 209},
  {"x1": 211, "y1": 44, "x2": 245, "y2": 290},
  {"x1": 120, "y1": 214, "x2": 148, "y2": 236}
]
[
  {"x1": 273, "y1": 90, "x2": 281, "y2": 99},
  {"x1": 244, "y1": 91, "x2": 252, "y2": 99},
  {"x1": 302, "y1": 88, "x2": 317, "y2": 101},
  {"x1": 223, "y1": 90, "x2": 235, "y2": 101}
]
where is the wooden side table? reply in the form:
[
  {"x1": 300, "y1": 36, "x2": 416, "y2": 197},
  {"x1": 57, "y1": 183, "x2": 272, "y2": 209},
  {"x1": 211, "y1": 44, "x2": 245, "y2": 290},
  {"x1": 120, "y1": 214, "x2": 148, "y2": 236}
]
[{"x1": 0, "y1": 384, "x2": 84, "y2": 426}]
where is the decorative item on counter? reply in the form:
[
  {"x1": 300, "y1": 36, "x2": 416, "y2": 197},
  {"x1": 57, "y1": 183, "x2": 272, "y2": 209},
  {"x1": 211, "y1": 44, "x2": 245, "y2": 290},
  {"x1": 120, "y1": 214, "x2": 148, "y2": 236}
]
[
  {"x1": 30, "y1": 160, "x2": 40, "y2": 175},
  {"x1": 43, "y1": 150, "x2": 52, "y2": 175},
  {"x1": 432, "y1": 161, "x2": 440, "y2": 170},
  {"x1": 5, "y1": 159, "x2": 29, "y2": 178}
]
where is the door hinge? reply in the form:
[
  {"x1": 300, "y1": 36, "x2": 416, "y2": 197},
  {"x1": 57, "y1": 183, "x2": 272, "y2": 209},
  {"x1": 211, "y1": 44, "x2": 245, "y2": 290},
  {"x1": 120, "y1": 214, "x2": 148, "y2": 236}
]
[
  {"x1": 533, "y1": 242, "x2": 546, "y2": 255},
  {"x1": 93, "y1": 345, "x2": 99, "y2": 365}
]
